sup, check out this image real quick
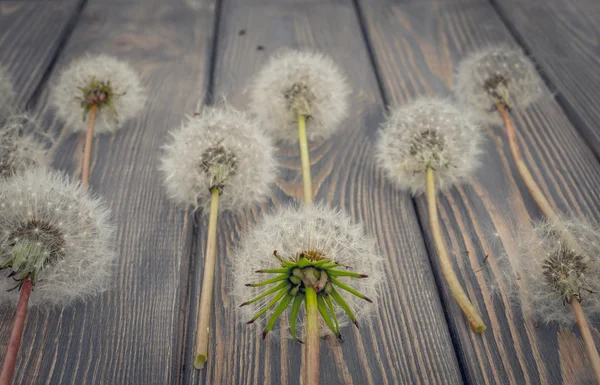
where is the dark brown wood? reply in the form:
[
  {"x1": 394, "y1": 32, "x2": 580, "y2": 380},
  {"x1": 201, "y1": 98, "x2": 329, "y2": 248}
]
[
  {"x1": 491, "y1": 0, "x2": 600, "y2": 157},
  {"x1": 0, "y1": 0, "x2": 82, "y2": 109},
  {"x1": 184, "y1": 1, "x2": 463, "y2": 384},
  {"x1": 357, "y1": 0, "x2": 600, "y2": 383},
  {"x1": 0, "y1": 1, "x2": 218, "y2": 384}
]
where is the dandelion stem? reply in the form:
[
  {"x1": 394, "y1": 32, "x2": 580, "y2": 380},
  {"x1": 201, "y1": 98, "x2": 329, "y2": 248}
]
[
  {"x1": 194, "y1": 188, "x2": 220, "y2": 370},
  {"x1": 81, "y1": 105, "x2": 97, "y2": 189},
  {"x1": 304, "y1": 286, "x2": 319, "y2": 385},
  {"x1": 0, "y1": 279, "x2": 32, "y2": 385},
  {"x1": 570, "y1": 298, "x2": 600, "y2": 384},
  {"x1": 297, "y1": 114, "x2": 313, "y2": 206},
  {"x1": 426, "y1": 165, "x2": 486, "y2": 333}
]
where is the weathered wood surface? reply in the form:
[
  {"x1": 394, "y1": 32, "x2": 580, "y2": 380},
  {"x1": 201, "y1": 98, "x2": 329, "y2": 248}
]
[
  {"x1": 357, "y1": 0, "x2": 600, "y2": 384},
  {"x1": 0, "y1": 0, "x2": 217, "y2": 384},
  {"x1": 491, "y1": 0, "x2": 600, "y2": 158},
  {"x1": 183, "y1": 1, "x2": 463, "y2": 385}
]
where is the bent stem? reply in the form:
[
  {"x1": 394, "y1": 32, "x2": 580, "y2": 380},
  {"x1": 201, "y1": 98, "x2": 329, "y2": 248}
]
[
  {"x1": 426, "y1": 166, "x2": 486, "y2": 333},
  {"x1": 82, "y1": 105, "x2": 97, "y2": 189},
  {"x1": 570, "y1": 298, "x2": 600, "y2": 384},
  {"x1": 304, "y1": 286, "x2": 319, "y2": 385},
  {"x1": 194, "y1": 188, "x2": 220, "y2": 370},
  {"x1": 0, "y1": 279, "x2": 33, "y2": 385},
  {"x1": 297, "y1": 114, "x2": 313, "y2": 206}
]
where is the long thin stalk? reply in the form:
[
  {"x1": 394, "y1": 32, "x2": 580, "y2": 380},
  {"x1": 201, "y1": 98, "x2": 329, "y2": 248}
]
[
  {"x1": 297, "y1": 114, "x2": 313, "y2": 206},
  {"x1": 0, "y1": 280, "x2": 33, "y2": 385},
  {"x1": 571, "y1": 299, "x2": 600, "y2": 384},
  {"x1": 304, "y1": 286, "x2": 319, "y2": 385},
  {"x1": 82, "y1": 105, "x2": 97, "y2": 189},
  {"x1": 426, "y1": 166, "x2": 486, "y2": 333},
  {"x1": 194, "y1": 188, "x2": 220, "y2": 370}
]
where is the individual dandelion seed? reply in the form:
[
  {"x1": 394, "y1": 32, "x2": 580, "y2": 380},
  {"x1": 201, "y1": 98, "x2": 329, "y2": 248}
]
[
  {"x1": 505, "y1": 217, "x2": 600, "y2": 383},
  {"x1": 0, "y1": 66, "x2": 16, "y2": 118},
  {"x1": 233, "y1": 204, "x2": 382, "y2": 385},
  {"x1": 0, "y1": 115, "x2": 50, "y2": 179},
  {"x1": 160, "y1": 104, "x2": 276, "y2": 370},
  {"x1": 248, "y1": 50, "x2": 350, "y2": 204},
  {"x1": 0, "y1": 168, "x2": 114, "y2": 385},
  {"x1": 52, "y1": 54, "x2": 146, "y2": 188},
  {"x1": 375, "y1": 97, "x2": 486, "y2": 333}
]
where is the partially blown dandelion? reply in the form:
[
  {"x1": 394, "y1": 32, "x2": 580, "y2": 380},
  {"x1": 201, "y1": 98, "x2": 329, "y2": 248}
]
[
  {"x1": 248, "y1": 50, "x2": 350, "y2": 203},
  {"x1": 504, "y1": 217, "x2": 600, "y2": 383},
  {"x1": 234, "y1": 204, "x2": 381, "y2": 380},
  {"x1": 376, "y1": 98, "x2": 486, "y2": 332},
  {"x1": 160, "y1": 105, "x2": 276, "y2": 370},
  {"x1": 0, "y1": 115, "x2": 49, "y2": 179},
  {"x1": 0, "y1": 168, "x2": 114, "y2": 385},
  {"x1": 52, "y1": 54, "x2": 146, "y2": 187}
]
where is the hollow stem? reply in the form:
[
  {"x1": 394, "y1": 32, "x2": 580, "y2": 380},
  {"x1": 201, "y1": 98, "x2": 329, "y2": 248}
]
[
  {"x1": 0, "y1": 279, "x2": 33, "y2": 385},
  {"x1": 304, "y1": 286, "x2": 319, "y2": 385},
  {"x1": 81, "y1": 105, "x2": 97, "y2": 189},
  {"x1": 426, "y1": 166, "x2": 486, "y2": 333},
  {"x1": 297, "y1": 114, "x2": 313, "y2": 206},
  {"x1": 571, "y1": 298, "x2": 600, "y2": 384},
  {"x1": 194, "y1": 188, "x2": 220, "y2": 370}
]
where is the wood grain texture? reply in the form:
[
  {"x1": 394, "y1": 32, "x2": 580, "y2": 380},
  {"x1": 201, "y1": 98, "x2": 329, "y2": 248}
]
[
  {"x1": 183, "y1": 0, "x2": 463, "y2": 384},
  {"x1": 0, "y1": 0, "x2": 217, "y2": 384},
  {"x1": 357, "y1": 0, "x2": 600, "y2": 384},
  {"x1": 491, "y1": 0, "x2": 600, "y2": 157},
  {"x1": 0, "y1": 0, "x2": 82, "y2": 110}
]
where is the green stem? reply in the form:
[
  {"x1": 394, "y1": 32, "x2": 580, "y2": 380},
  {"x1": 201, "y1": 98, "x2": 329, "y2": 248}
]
[
  {"x1": 297, "y1": 114, "x2": 313, "y2": 206},
  {"x1": 304, "y1": 286, "x2": 319, "y2": 385}
]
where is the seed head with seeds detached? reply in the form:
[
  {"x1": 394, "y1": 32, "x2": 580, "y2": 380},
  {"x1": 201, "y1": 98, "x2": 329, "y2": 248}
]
[
  {"x1": 375, "y1": 97, "x2": 483, "y2": 195},
  {"x1": 0, "y1": 168, "x2": 115, "y2": 306},
  {"x1": 233, "y1": 204, "x2": 382, "y2": 341},
  {"x1": 160, "y1": 105, "x2": 277, "y2": 212},
  {"x1": 455, "y1": 45, "x2": 544, "y2": 125},
  {"x1": 248, "y1": 50, "x2": 350, "y2": 143},
  {"x1": 51, "y1": 54, "x2": 146, "y2": 135},
  {"x1": 0, "y1": 115, "x2": 49, "y2": 179},
  {"x1": 0, "y1": 66, "x2": 16, "y2": 117}
]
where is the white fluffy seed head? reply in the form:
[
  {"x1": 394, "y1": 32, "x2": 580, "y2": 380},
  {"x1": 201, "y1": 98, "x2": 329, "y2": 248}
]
[
  {"x1": 232, "y1": 204, "x2": 383, "y2": 338},
  {"x1": 455, "y1": 45, "x2": 544, "y2": 125},
  {"x1": 0, "y1": 66, "x2": 16, "y2": 117},
  {"x1": 503, "y1": 217, "x2": 600, "y2": 326},
  {"x1": 160, "y1": 105, "x2": 277, "y2": 212},
  {"x1": 51, "y1": 54, "x2": 146, "y2": 134},
  {"x1": 248, "y1": 50, "x2": 351, "y2": 143},
  {"x1": 0, "y1": 115, "x2": 50, "y2": 179},
  {"x1": 0, "y1": 168, "x2": 115, "y2": 307},
  {"x1": 375, "y1": 98, "x2": 483, "y2": 195}
]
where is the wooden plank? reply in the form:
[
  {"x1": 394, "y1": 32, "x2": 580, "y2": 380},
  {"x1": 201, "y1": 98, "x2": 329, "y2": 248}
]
[
  {"x1": 357, "y1": 0, "x2": 600, "y2": 384},
  {"x1": 183, "y1": 1, "x2": 463, "y2": 384},
  {"x1": 491, "y1": 0, "x2": 600, "y2": 157},
  {"x1": 0, "y1": 0, "x2": 82, "y2": 109},
  {"x1": 0, "y1": 1, "x2": 217, "y2": 384}
]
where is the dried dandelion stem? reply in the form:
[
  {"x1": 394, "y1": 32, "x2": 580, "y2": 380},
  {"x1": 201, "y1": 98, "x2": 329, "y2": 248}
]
[
  {"x1": 81, "y1": 105, "x2": 97, "y2": 189},
  {"x1": 426, "y1": 166, "x2": 486, "y2": 333},
  {"x1": 194, "y1": 188, "x2": 220, "y2": 370},
  {"x1": 0, "y1": 279, "x2": 33, "y2": 385},
  {"x1": 571, "y1": 299, "x2": 600, "y2": 384},
  {"x1": 304, "y1": 286, "x2": 320, "y2": 385},
  {"x1": 298, "y1": 114, "x2": 313, "y2": 206}
]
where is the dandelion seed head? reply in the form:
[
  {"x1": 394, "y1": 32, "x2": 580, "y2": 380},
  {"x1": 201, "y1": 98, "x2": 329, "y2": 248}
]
[{"x1": 0, "y1": 115, "x2": 49, "y2": 179}]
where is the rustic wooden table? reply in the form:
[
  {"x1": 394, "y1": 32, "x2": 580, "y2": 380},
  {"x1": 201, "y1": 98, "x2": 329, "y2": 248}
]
[{"x1": 0, "y1": 0, "x2": 599, "y2": 384}]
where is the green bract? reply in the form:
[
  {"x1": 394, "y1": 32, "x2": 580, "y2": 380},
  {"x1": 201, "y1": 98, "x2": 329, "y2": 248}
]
[
  {"x1": 79, "y1": 78, "x2": 122, "y2": 121},
  {"x1": 242, "y1": 250, "x2": 371, "y2": 341}
]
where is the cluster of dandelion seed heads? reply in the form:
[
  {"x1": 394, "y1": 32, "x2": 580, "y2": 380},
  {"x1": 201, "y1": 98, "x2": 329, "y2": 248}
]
[
  {"x1": 52, "y1": 54, "x2": 146, "y2": 134},
  {"x1": 248, "y1": 50, "x2": 351, "y2": 143},
  {"x1": 232, "y1": 204, "x2": 383, "y2": 338},
  {"x1": 455, "y1": 45, "x2": 544, "y2": 125},
  {"x1": 0, "y1": 115, "x2": 49, "y2": 179},
  {"x1": 505, "y1": 217, "x2": 600, "y2": 325},
  {"x1": 0, "y1": 66, "x2": 16, "y2": 118},
  {"x1": 375, "y1": 98, "x2": 483, "y2": 195},
  {"x1": 160, "y1": 105, "x2": 276, "y2": 212},
  {"x1": 0, "y1": 168, "x2": 115, "y2": 307}
]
